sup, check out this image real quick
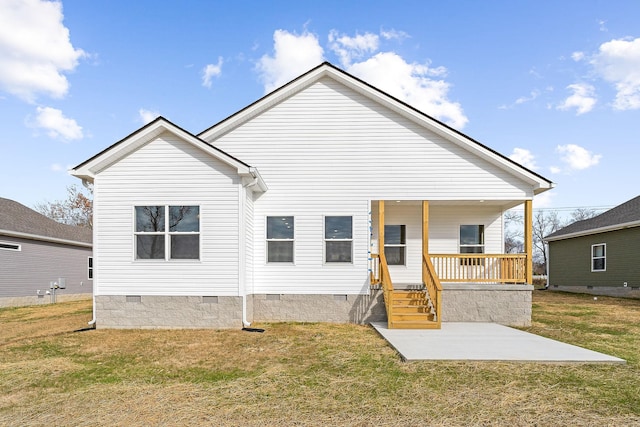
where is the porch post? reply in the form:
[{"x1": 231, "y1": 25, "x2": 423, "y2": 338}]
[
  {"x1": 524, "y1": 199, "x2": 533, "y2": 284},
  {"x1": 422, "y1": 200, "x2": 429, "y2": 257},
  {"x1": 378, "y1": 200, "x2": 385, "y2": 256}
]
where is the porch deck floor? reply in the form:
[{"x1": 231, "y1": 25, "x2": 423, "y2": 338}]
[{"x1": 371, "y1": 322, "x2": 625, "y2": 363}]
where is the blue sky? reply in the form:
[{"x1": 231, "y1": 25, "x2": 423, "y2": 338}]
[{"x1": 1, "y1": 0, "x2": 639, "y2": 216}]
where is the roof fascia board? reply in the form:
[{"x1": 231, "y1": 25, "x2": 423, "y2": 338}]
[
  {"x1": 71, "y1": 118, "x2": 253, "y2": 180},
  {"x1": 0, "y1": 229, "x2": 92, "y2": 248},
  {"x1": 545, "y1": 220, "x2": 640, "y2": 242}
]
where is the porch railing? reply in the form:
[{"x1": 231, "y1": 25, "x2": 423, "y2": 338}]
[
  {"x1": 430, "y1": 254, "x2": 527, "y2": 283},
  {"x1": 422, "y1": 254, "x2": 442, "y2": 327}
]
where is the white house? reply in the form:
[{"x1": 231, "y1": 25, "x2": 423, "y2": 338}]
[{"x1": 71, "y1": 62, "x2": 553, "y2": 329}]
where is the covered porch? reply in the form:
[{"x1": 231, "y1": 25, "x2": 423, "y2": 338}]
[{"x1": 369, "y1": 200, "x2": 534, "y2": 329}]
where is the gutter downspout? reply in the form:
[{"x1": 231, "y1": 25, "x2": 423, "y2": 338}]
[
  {"x1": 88, "y1": 294, "x2": 96, "y2": 326},
  {"x1": 82, "y1": 178, "x2": 96, "y2": 326},
  {"x1": 240, "y1": 176, "x2": 260, "y2": 328}
]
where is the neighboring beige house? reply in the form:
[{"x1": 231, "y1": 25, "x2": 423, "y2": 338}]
[
  {"x1": 0, "y1": 197, "x2": 93, "y2": 307},
  {"x1": 71, "y1": 62, "x2": 553, "y2": 330}
]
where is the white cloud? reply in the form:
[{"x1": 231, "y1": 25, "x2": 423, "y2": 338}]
[
  {"x1": 591, "y1": 37, "x2": 640, "y2": 110},
  {"x1": 571, "y1": 51, "x2": 585, "y2": 61},
  {"x1": 138, "y1": 108, "x2": 159, "y2": 124},
  {"x1": 347, "y1": 52, "x2": 467, "y2": 128},
  {"x1": 33, "y1": 106, "x2": 83, "y2": 140},
  {"x1": 256, "y1": 29, "x2": 467, "y2": 129},
  {"x1": 202, "y1": 57, "x2": 223, "y2": 88},
  {"x1": 256, "y1": 29, "x2": 324, "y2": 93},
  {"x1": 509, "y1": 148, "x2": 538, "y2": 170},
  {"x1": 533, "y1": 191, "x2": 555, "y2": 209},
  {"x1": 549, "y1": 166, "x2": 561, "y2": 174},
  {"x1": 329, "y1": 30, "x2": 379, "y2": 67},
  {"x1": 0, "y1": 0, "x2": 84, "y2": 102},
  {"x1": 380, "y1": 29, "x2": 409, "y2": 41},
  {"x1": 557, "y1": 83, "x2": 596, "y2": 115},
  {"x1": 556, "y1": 144, "x2": 601, "y2": 171},
  {"x1": 50, "y1": 163, "x2": 64, "y2": 172}
]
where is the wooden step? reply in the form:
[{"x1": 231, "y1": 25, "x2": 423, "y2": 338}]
[
  {"x1": 389, "y1": 319, "x2": 440, "y2": 329},
  {"x1": 392, "y1": 304, "x2": 430, "y2": 313},
  {"x1": 390, "y1": 312, "x2": 435, "y2": 322}
]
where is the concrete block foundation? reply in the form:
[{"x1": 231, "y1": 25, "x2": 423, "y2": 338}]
[{"x1": 442, "y1": 284, "x2": 533, "y2": 327}]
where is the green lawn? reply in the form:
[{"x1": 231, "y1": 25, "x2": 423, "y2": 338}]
[{"x1": 1, "y1": 291, "x2": 639, "y2": 426}]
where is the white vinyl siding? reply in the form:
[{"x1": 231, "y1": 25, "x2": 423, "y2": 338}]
[
  {"x1": 93, "y1": 133, "x2": 240, "y2": 296},
  {"x1": 210, "y1": 78, "x2": 533, "y2": 202},
  {"x1": 207, "y1": 78, "x2": 521, "y2": 294}
]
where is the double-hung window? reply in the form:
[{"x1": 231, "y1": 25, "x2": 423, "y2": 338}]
[
  {"x1": 134, "y1": 205, "x2": 200, "y2": 260},
  {"x1": 267, "y1": 216, "x2": 294, "y2": 263},
  {"x1": 460, "y1": 225, "x2": 484, "y2": 265},
  {"x1": 384, "y1": 225, "x2": 406, "y2": 265},
  {"x1": 88, "y1": 257, "x2": 93, "y2": 280},
  {"x1": 592, "y1": 243, "x2": 606, "y2": 272},
  {"x1": 325, "y1": 216, "x2": 352, "y2": 263}
]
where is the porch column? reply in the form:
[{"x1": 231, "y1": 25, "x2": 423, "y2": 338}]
[
  {"x1": 378, "y1": 200, "x2": 385, "y2": 256},
  {"x1": 524, "y1": 199, "x2": 533, "y2": 284},
  {"x1": 422, "y1": 200, "x2": 429, "y2": 257}
]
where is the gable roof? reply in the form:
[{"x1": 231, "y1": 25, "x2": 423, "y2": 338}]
[
  {"x1": 546, "y1": 195, "x2": 640, "y2": 241},
  {"x1": 0, "y1": 197, "x2": 92, "y2": 247},
  {"x1": 199, "y1": 61, "x2": 554, "y2": 195},
  {"x1": 71, "y1": 117, "x2": 267, "y2": 192}
]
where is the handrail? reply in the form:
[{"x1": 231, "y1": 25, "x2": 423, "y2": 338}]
[
  {"x1": 422, "y1": 254, "x2": 442, "y2": 327},
  {"x1": 430, "y1": 253, "x2": 527, "y2": 283},
  {"x1": 378, "y1": 252, "x2": 394, "y2": 328}
]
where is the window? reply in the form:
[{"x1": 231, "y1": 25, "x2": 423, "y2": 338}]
[
  {"x1": 267, "y1": 216, "x2": 294, "y2": 262},
  {"x1": 460, "y1": 225, "x2": 484, "y2": 266},
  {"x1": 88, "y1": 257, "x2": 93, "y2": 280},
  {"x1": 0, "y1": 242, "x2": 20, "y2": 251},
  {"x1": 325, "y1": 216, "x2": 352, "y2": 263},
  {"x1": 592, "y1": 244, "x2": 606, "y2": 272},
  {"x1": 134, "y1": 205, "x2": 199, "y2": 260},
  {"x1": 384, "y1": 225, "x2": 406, "y2": 265}
]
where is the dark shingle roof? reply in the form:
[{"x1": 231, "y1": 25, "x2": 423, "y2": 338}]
[
  {"x1": 546, "y1": 195, "x2": 640, "y2": 240},
  {"x1": 0, "y1": 197, "x2": 92, "y2": 245}
]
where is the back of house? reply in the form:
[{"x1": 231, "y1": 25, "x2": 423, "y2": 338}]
[{"x1": 71, "y1": 62, "x2": 553, "y2": 329}]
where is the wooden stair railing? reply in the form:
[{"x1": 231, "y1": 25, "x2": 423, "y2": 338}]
[
  {"x1": 378, "y1": 253, "x2": 440, "y2": 329},
  {"x1": 422, "y1": 254, "x2": 442, "y2": 329}
]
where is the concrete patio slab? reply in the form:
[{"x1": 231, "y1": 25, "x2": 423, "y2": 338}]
[{"x1": 371, "y1": 322, "x2": 626, "y2": 363}]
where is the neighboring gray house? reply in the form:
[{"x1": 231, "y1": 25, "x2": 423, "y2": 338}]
[
  {"x1": 0, "y1": 197, "x2": 93, "y2": 307},
  {"x1": 546, "y1": 195, "x2": 640, "y2": 298}
]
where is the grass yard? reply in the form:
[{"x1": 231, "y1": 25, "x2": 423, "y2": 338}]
[{"x1": 1, "y1": 292, "x2": 639, "y2": 426}]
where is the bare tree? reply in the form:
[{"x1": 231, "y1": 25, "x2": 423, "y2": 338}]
[
  {"x1": 569, "y1": 208, "x2": 598, "y2": 223},
  {"x1": 503, "y1": 210, "x2": 524, "y2": 253},
  {"x1": 34, "y1": 184, "x2": 93, "y2": 228},
  {"x1": 532, "y1": 210, "x2": 564, "y2": 273}
]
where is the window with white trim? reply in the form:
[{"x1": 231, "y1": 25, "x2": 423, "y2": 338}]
[
  {"x1": 0, "y1": 242, "x2": 20, "y2": 251},
  {"x1": 325, "y1": 216, "x2": 352, "y2": 263},
  {"x1": 267, "y1": 216, "x2": 294, "y2": 263},
  {"x1": 134, "y1": 205, "x2": 200, "y2": 260},
  {"x1": 88, "y1": 256, "x2": 93, "y2": 280},
  {"x1": 592, "y1": 243, "x2": 606, "y2": 272},
  {"x1": 384, "y1": 225, "x2": 406, "y2": 265}
]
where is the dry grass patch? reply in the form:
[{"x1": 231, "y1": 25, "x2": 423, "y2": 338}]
[{"x1": 1, "y1": 295, "x2": 639, "y2": 426}]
